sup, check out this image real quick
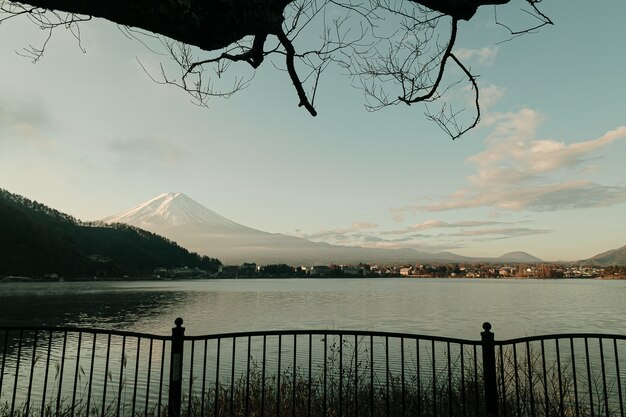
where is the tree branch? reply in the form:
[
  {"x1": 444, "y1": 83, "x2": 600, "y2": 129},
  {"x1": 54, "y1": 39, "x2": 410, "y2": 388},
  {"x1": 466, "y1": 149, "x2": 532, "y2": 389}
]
[
  {"x1": 276, "y1": 28, "x2": 318, "y2": 116},
  {"x1": 399, "y1": 17, "x2": 458, "y2": 104}
]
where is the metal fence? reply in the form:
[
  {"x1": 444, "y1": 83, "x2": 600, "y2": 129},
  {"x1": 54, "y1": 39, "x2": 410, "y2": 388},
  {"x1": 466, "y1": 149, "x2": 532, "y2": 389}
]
[{"x1": 1, "y1": 320, "x2": 625, "y2": 417}]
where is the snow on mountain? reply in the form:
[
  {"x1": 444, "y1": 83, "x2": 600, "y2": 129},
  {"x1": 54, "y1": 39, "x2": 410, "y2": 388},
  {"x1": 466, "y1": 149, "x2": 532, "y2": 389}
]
[
  {"x1": 103, "y1": 192, "x2": 250, "y2": 230},
  {"x1": 497, "y1": 251, "x2": 543, "y2": 263}
]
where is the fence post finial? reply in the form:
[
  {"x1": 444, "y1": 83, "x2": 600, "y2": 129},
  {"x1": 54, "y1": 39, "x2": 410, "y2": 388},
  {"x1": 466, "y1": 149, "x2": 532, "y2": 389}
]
[
  {"x1": 481, "y1": 322, "x2": 499, "y2": 417},
  {"x1": 168, "y1": 318, "x2": 185, "y2": 417}
]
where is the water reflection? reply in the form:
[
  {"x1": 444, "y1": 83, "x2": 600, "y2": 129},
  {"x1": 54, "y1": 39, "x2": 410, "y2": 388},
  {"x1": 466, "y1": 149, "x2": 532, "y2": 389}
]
[
  {"x1": 0, "y1": 281, "x2": 191, "y2": 332},
  {"x1": 1, "y1": 278, "x2": 626, "y2": 338}
]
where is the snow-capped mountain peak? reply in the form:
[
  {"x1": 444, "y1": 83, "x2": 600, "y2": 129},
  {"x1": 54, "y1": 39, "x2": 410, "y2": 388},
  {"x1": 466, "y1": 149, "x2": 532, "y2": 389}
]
[{"x1": 103, "y1": 192, "x2": 245, "y2": 229}]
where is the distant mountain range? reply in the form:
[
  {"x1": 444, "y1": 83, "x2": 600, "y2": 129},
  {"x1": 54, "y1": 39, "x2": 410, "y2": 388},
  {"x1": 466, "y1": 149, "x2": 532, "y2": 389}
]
[
  {"x1": 0, "y1": 188, "x2": 220, "y2": 278},
  {"x1": 103, "y1": 192, "x2": 548, "y2": 265}
]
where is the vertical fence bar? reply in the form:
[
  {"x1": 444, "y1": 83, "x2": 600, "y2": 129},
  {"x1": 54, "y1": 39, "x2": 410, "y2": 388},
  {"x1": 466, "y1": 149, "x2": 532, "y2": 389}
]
[
  {"x1": 473, "y1": 345, "x2": 479, "y2": 417},
  {"x1": 71, "y1": 331, "x2": 82, "y2": 417},
  {"x1": 158, "y1": 339, "x2": 166, "y2": 415},
  {"x1": 246, "y1": 336, "x2": 251, "y2": 417},
  {"x1": 145, "y1": 338, "x2": 154, "y2": 417},
  {"x1": 86, "y1": 333, "x2": 97, "y2": 417},
  {"x1": 460, "y1": 345, "x2": 466, "y2": 417},
  {"x1": 370, "y1": 335, "x2": 374, "y2": 417},
  {"x1": 385, "y1": 336, "x2": 390, "y2": 417},
  {"x1": 117, "y1": 335, "x2": 127, "y2": 417},
  {"x1": 188, "y1": 339, "x2": 195, "y2": 416},
  {"x1": 308, "y1": 334, "x2": 312, "y2": 417},
  {"x1": 526, "y1": 340, "x2": 535, "y2": 417},
  {"x1": 116, "y1": 335, "x2": 127, "y2": 417},
  {"x1": 0, "y1": 329, "x2": 8, "y2": 400},
  {"x1": 323, "y1": 334, "x2": 327, "y2": 417},
  {"x1": 41, "y1": 330, "x2": 53, "y2": 417},
  {"x1": 540, "y1": 340, "x2": 548, "y2": 417},
  {"x1": 168, "y1": 318, "x2": 185, "y2": 417},
  {"x1": 26, "y1": 330, "x2": 39, "y2": 417},
  {"x1": 585, "y1": 338, "x2": 594, "y2": 417},
  {"x1": 599, "y1": 338, "x2": 609, "y2": 416},
  {"x1": 556, "y1": 339, "x2": 564, "y2": 416},
  {"x1": 401, "y1": 338, "x2": 405, "y2": 417},
  {"x1": 102, "y1": 333, "x2": 112, "y2": 417},
  {"x1": 57, "y1": 330, "x2": 68, "y2": 417},
  {"x1": 431, "y1": 339, "x2": 436, "y2": 417},
  {"x1": 354, "y1": 334, "x2": 358, "y2": 417},
  {"x1": 447, "y1": 341, "x2": 452, "y2": 417},
  {"x1": 214, "y1": 338, "x2": 221, "y2": 417},
  {"x1": 292, "y1": 334, "x2": 297, "y2": 417},
  {"x1": 569, "y1": 338, "x2": 579, "y2": 417},
  {"x1": 231, "y1": 337, "x2": 236, "y2": 417},
  {"x1": 416, "y1": 340, "x2": 421, "y2": 417},
  {"x1": 132, "y1": 338, "x2": 141, "y2": 417},
  {"x1": 499, "y1": 346, "x2": 506, "y2": 417},
  {"x1": 201, "y1": 339, "x2": 208, "y2": 417},
  {"x1": 261, "y1": 335, "x2": 266, "y2": 417},
  {"x1": 340, "y1": 334, "x2": 344, "y2": 417},
  {"x1": 277, "y1": 334, "x2": 282, "y2": 417},
  {"x1": 513, "y1": 343, "x2": 520, "y2": 414},
  {"x1": 481, "y1": 322, "x2": 498, "y2": 417},
  {"x1": 614, "y1": 338, "x2": 624, "y2": 417},
  {"x1": 10, "y1": 329, "x2": 23, "y2": 417}
]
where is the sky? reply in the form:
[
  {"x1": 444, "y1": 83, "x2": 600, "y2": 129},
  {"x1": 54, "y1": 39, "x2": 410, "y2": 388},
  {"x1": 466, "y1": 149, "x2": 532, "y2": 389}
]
[{"x1": 1, "y1": 0, "x2": 625, "y2": 261}]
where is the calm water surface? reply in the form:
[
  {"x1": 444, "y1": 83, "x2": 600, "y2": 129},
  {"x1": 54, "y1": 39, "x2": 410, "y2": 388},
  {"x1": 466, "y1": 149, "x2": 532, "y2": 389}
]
[{"x1": 2, "y1": 278, "x2": 625, "y2": 339}]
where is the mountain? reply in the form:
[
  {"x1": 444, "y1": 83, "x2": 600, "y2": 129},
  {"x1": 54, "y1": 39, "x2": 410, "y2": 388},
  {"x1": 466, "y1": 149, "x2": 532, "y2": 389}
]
[
  {"x1": 497, "y1": 251, "x2": 543, "y2": 263},
  {"x1": 103, "y1": 193, "x2": 434, "y2": 265},
  {"x1": 104, "y1": 192, "x2": 247, "y2": 230},
  {"x1": 103, "y1": 193, "x2": 544, "y2": 266},
  {"x1": 0, "y1": 188, "x2": 221, "y2": 278},
  {"x1": 581, "y1": 245, "x2": 626, "y2": 266}
]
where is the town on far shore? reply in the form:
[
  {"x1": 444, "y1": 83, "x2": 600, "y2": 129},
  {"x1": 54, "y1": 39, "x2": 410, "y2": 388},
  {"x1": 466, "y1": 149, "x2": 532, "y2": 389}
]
[
  {"x1": 210, "y1": 262, "x2": 625, "y2": 279},
  {"x1": 3, "y1": 262, "x2": 625, "y2": 282}
]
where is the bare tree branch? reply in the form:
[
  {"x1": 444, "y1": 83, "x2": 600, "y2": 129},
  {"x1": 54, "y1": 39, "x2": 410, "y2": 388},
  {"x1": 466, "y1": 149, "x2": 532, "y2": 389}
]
[
  {"x1": 426, "y1": 52, "x2": 480, "y2": 140},
  {"x1": 276, "y1": 27, "x2": 318, "y2": 116},
  {"x1": 1, "y1": 0, "x2": 554, "y2": 139},
  {"x1": 494, "y1": 0, "x2": 553, "y2": 43}
]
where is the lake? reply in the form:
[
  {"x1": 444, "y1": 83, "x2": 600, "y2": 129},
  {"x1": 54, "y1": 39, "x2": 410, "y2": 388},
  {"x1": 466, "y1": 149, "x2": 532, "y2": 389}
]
[
  {"x1": 2, "y1": 278, "x2": 625, "y2": 339},
  {"x1": 2, "y1": 278, "x2": 626, "y2": 416}
]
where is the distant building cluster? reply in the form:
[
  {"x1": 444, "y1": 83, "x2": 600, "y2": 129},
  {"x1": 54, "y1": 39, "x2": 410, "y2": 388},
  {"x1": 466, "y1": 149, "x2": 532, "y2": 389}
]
[{"x1": 195, "y1": 262, "x2": 626, "y2": 279}]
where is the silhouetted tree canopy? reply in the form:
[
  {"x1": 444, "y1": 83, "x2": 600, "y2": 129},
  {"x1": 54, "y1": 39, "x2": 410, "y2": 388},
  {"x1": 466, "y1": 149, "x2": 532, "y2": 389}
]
[
  {"x1": 0, "y1": 188, "x2": 222, "y2": 278},
  {"x1": 1, "y1": 0, "x2": 551, "y2": 138}
]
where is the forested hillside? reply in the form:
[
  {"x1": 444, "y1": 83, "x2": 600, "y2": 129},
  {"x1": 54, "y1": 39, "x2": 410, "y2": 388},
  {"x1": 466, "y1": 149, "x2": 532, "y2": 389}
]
[{"x1": 0, "y1": 188, "x2": 221, "y2": 278}]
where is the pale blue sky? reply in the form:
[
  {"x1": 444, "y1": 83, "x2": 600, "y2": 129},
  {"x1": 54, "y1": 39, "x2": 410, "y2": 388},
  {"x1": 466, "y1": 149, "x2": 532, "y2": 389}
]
[{"x1": 1, "y1": 0, "x2": 625, "y2": 261}]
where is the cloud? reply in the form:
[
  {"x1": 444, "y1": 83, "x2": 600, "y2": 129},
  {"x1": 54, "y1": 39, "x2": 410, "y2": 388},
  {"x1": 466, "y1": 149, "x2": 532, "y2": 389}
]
[
  {"x1": 363, "y1": 240, "x2": 466, "y2": 252},
  {"x1": 298, "y1": 217, "x2": 548, "y2": 252},
  {"x1": 301, "y1": 221, "x2": 378, "y2": 240},
  {"x1": 107, "y1": 137, "x2": 185, "y2": 167},
  {"x1": 375, "y1": 222, "x2": 548, "y2": 247},
  {"x1": 395, "y1": 109, "x2": 626, "y2": 214},
  {"x1": 454, "y1": 47, "x2": 498, "y2": 65},
  {"x1": 380, "y1": 219, "x2": 513, "y2": 235},
  {"x1": 478, "y1": 85, "x2": 506, "y2": 109},
  {"x1": 0, "y1": 98, "x2": 55, "y2": 150},
  {"x1": 441, "y1": 227, "x2": 550, "y2": 239}
]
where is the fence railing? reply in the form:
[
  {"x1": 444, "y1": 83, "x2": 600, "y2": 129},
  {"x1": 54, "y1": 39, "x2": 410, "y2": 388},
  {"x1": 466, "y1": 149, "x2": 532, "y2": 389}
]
[{"x1": 1, "y1": 320, "x2": 624, "y2": 417}]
